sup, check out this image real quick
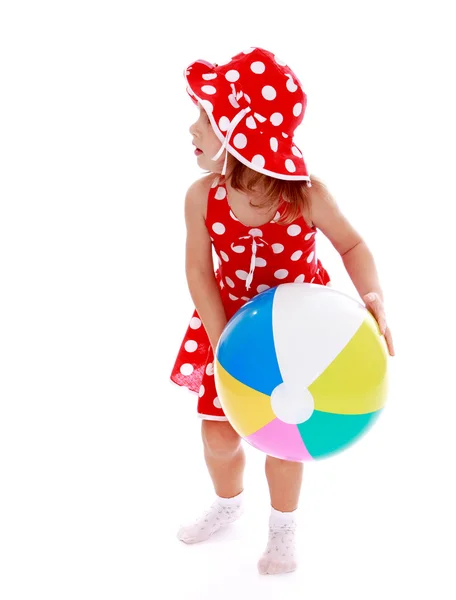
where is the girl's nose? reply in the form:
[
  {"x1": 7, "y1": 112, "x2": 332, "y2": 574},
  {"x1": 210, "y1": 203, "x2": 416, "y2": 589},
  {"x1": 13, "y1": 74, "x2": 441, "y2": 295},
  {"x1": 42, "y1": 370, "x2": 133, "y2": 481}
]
[{"x1": 189, "y1": 122, "x2": 198, "y2": 136}]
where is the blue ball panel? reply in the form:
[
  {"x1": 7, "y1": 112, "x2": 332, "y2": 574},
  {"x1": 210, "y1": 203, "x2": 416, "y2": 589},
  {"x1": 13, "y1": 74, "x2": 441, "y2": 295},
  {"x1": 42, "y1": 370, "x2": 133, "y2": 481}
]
[{"x1": 216, "y1": 288, "x2": 283, "y2": 397}]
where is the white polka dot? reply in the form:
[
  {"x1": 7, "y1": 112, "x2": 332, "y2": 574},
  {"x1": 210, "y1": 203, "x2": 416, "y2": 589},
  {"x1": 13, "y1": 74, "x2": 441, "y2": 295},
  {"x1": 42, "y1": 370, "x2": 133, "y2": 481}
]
[
  {"x1": 229, "y1": 211, "x2": 239, "y2": 222},
  {"x1": 287, "y1": 224, "x2": 301, "y2": 236},
  {"x1": 252, "y1": 154, "x2": 265, "y2": 168},
  {"x1": 293, "y1": 103, "x2": 303, "y2": 117},
  {"x1": 225, "y1": 70, "x2": 240, "y2": 82},
  {"x1": 206, "y1": 362, "x2": 214, "y2": 376},
  {"x1": 180, "y1": 363, "x2": 194, "y2": 376},
  {"x1": 213, "y1": 397, "x2": 222, "y2": 409},
  {"x1": 241, "y1": 296, "x2": 250, "y2": 301},
  {"x1": 249, "y1": 228, "x2": 263, "y2": 237},
  {"x1": 220, "y1": 251, "x2": 229, "y2": 262},
  {"x1": 270, "y1": 112, "x2": 284, "y2": 126},
  {"x1": 201, "y1": 85, "x2": 216, "y2": 95},
  {"x1": 291, "y1": 250, "x2": 303, "y2": 261},
  {"x1": 215, "y1": 186, "x2": 227, "y2": 200},
  {"x1": 236, "y1": 270, "x2": 248, "y2": 281},
  {"x1": 202, "y1": 73, "x2": 217, "y2": 80},
  {"x1": 274, "y1": 269, "x2": 289, "y2": 279},
  {"x1": 285, "y1": 159, "x2": 296, "y2": 173},
  {"x1": 262, "y1": 85, "x2": 277, "y2": 100},
  {"x1": 271, "y1": 211, "x2": 281, "y2": 222},
  {"x1": 229, "y1": 294, "x2": 239, "y2": 301},
  {"x1": 255, "y1": 257, "x2": 267, "y2": 267},
  {"x1": 243, "y1": 47, "x2": 255, "y2": 54},
  {"x1": 305, "y1": 232, "x2": 315, "y2": 240},
  {"x1": 244, "y1": 93, "x2": 251, "y2": 104},
  {"x1": 307, "y1": 251, "x2": 315, "y2": 263},
  {"x1": 185, "y1": 340, "x2": 198, "y2": 352},
  {"x1": 233, "y1": 133, "x2": 247, "y2": 149},
  {"x1": 212, "y1": 222, "x2": 225, "y2": 235},
  {"x1": 282, "y1": 132, "x2": 289, "y2": 138},
  {"x1": 228, "y1": 94, "x2": 240, "y2": 109},
  {"x1": 310, "y1": 276, "x2": 315, "y2": 283},
  {"x1": 199, "y1": 385, "x2": 205, "y2": 397},
  {"x1": 190, "y1": 317, "x2": 202, "y2": 329},
  {"x1": 251, "y1": 61, "x2": 266, "y2": 74},
  {"x1": 225, "y1": 277, "x2": 235, "y2": 288},
  {"x1": 254, "y1": 112, "x2": 266, "y2": 122},
  {"x1": 257, "y1": 284, "x2": 270, "y2": 293},
  {"x1": 246, "y1": 116, "x2": 257, "y2": 129},
  {"x1": 274, "y1": 55, "x2": 287, "y2": 66},
  {"x1": 270, "y1": 137, "x2": 278, "y2": 152},
  {"x1": 292, "y1": 146, "x2": 302, "y2": 158},
  {"x1": 295, "y1": 274, "x2": 305, "y2": 283},
  {"x1": 286, "y1": 76, "x2": 298, "y2": 92},
  {"x1": 272, "y1": 243, "x2": 284, "y2": 253},
  {"x1": 219, "y1": 116, "x2": 231, "y2": 131},
  {"x1": 231, "y1": 244, "x2": 245, "y2": 253},
  {"x1": 201, "y1": 100, "x2": 214, "y2": 113}
]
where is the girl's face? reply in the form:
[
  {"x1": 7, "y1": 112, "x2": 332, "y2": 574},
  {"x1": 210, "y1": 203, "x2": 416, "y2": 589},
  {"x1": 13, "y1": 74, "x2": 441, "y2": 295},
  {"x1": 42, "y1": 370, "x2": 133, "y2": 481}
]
[{"x1": 189, "y1": 103, "x2": 226, "y2": 173}]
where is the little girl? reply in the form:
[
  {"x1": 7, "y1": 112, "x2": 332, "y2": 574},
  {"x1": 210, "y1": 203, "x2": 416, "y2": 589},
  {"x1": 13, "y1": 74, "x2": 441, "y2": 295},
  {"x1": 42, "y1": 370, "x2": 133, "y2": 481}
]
[{"x1": 171, "y1": 47, "x2": 395, "y2": 575}]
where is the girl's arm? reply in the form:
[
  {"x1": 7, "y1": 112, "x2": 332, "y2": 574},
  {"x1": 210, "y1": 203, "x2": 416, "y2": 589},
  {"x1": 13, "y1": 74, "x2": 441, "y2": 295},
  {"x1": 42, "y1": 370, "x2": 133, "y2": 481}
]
[
  {"x1": 309, "y1": 178, "x2": 395, "y2": 355},
  {"x1": 184, "y1": 178, "x2": 228, "y2": 352},
  {"x1": 309, "y1": 179, "x2": 384, "y2": 302}
]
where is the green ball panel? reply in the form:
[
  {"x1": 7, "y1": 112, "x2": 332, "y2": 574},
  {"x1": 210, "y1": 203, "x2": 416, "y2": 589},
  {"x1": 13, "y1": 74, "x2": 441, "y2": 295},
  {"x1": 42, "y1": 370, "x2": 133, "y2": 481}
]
[{"x1": 297, "y1": 409, "x2": 383, "y2": 460}]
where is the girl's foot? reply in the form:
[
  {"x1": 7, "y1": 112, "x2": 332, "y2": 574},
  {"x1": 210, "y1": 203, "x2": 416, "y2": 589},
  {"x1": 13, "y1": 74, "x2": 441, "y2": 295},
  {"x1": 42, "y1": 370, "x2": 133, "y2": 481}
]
[
  {"x1": 177, "y1": 491, "x2": 244, "y2": 544},
  {"x1": 258, "y1": 507, "x2": 297, "y2": 575}
]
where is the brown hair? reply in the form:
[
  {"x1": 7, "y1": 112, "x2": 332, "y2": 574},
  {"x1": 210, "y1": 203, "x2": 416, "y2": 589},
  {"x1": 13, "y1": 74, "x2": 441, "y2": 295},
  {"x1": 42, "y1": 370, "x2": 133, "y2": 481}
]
[{"x1": 218, "y1": 157, "x2": 327, "y2": 226}]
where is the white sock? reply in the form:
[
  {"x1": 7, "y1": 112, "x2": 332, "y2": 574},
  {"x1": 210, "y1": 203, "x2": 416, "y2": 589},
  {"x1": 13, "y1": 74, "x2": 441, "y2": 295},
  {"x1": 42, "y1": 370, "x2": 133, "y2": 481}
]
[
  {"x1": 258, "y1": 507, "x2": 298, "y2": 575},
  {"x1": 177, "y1": 491, "x2": 244, "y2": 544}
]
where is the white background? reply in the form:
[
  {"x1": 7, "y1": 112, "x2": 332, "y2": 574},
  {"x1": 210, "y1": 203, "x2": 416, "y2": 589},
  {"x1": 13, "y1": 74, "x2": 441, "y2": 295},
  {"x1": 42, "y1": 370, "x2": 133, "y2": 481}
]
[{"x1": 1, "y1": 1, "x2": 455, "y2": 598}]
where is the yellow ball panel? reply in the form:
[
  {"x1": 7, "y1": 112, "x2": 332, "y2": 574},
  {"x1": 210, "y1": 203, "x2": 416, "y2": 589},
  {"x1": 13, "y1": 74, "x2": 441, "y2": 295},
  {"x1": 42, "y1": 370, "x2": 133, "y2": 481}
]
[
  {"x1": 309, "y1": 315, "x2": 389, "y2": 415},
  {"x1": 214, "y1": 360, "x2": 275, "y2": 436}
]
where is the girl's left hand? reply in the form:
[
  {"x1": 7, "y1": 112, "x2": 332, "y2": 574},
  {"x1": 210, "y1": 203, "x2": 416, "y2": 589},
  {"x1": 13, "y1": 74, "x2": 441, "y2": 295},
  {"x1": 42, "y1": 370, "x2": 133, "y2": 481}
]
[{"x1": 363, "y1": 292, "x2": 395, "y2": 356}]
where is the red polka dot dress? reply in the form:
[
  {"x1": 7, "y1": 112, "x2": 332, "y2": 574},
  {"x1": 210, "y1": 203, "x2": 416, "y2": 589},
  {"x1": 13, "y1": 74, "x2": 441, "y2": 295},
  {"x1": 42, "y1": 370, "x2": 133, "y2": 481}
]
[{"x1": 170, "y1": 177, "x2": 331, "y2": 420}]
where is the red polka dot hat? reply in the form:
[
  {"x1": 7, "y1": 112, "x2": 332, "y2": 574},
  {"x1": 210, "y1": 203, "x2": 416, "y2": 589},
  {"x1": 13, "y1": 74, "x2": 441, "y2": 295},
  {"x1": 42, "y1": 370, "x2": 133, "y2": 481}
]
[{"x1": 184, "y1": 47, "x2": 311, "y2": 184}]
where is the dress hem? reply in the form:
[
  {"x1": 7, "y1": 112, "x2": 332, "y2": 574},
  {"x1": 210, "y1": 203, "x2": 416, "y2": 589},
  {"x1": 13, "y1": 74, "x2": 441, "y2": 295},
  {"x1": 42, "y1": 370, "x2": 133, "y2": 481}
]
[
  {"x1": 169, "y1": 378, "x2": 228, "y2": 420},
  {"x1": 170, "y1": 377, "x2": 198, "y2": 397},
  {"x1": 197, "y1": 414, "x2": 229, "y2": 421}
]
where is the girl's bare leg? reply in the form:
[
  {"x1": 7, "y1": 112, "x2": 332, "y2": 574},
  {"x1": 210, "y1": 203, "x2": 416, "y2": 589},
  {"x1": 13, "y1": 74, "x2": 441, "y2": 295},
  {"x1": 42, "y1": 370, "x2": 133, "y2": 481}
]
[
  {"x1": 258, "y1": 455, "x2": 304, "y2": 575},
  {"x1": 177, "y1": 420, "x2": 245, "y2": 544}
]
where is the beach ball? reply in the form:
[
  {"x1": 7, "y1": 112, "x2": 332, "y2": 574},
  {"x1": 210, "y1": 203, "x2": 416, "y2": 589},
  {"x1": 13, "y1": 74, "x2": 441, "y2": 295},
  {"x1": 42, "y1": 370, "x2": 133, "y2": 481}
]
[{"x1": 214, "y1": 283, "x2": 389, "y2": 461}]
